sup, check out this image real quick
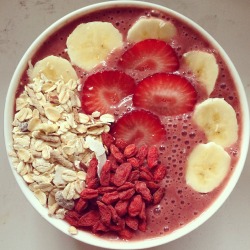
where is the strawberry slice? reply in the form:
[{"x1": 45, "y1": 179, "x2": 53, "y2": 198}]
[
  {"x1": 133, "y1": 73, "x2": 197, "y2": 116},
  {"x1": 118, "y1": 39, "x2": 179, "y2": 73},
  {"x1": 110, "y1": 109, "x2": 166, "y2": 147},
  {"x1": 81, "y1": 70, "x2": 136, "y2": 114}
]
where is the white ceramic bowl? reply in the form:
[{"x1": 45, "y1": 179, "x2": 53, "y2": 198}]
[{"x1": 4, "y1": 1, "x2": 249, "y2": 249}]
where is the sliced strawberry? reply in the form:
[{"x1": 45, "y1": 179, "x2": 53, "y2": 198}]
[
  {"x1": 118, "y1": 39, "x2": 179, "y2": 73},
  {"x1": 110, "y1": 110, "x2": 166, "y2": 147},
  {"x1": 133, "y1": 73, "x2": 197, "y2": 116},
  {"x1": 81, "y1": 70, "x2": 136, "y2": 114}
]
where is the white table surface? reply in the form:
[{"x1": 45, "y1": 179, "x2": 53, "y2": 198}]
[{"x1": 1, "y1": 0, "x2": 250, "y2": 249}]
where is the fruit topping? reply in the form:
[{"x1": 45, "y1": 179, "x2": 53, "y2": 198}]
[
  {"x1": 127, "y1": 17, "x2": 177, "y2": 43},
  {"x1": 118, "y1": 39, "x2": 179, "y2": 73},
  {"x1": 67, "y1": 22, "x2": 123, "y2": 71},
  {"x1": 110, "y1": 109, "x2": 166, "y2": 147},
  {"x1": 133, "y1": 73, "x2": 197, "y2": 116},
  {"x1": 182, "y1": 51, "x2": 219, "y2": 95},
  {"x1": 186, "y1": 142, "x2": 231, "y2": 193},
  {"x1": 193, "y1": 98, "x2": 238, "y2": 148},
  {"x1": 81, "y1": 70, "x2": 136, "y2": 114}
]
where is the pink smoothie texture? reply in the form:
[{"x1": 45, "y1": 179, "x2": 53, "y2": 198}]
[{"x1": 18, "y1": 6, "x2": 241, "y2": 240}]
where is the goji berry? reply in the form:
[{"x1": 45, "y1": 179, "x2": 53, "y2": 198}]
[
  {"x1": 78, "y1": 210, "x2": 100, "y2": 227},
  {"x1": 64, "y1": 210, "x2": 81, "y2": 227},
  {"x1": 125, "y1": 216, "x2": 139, "y2": 231},
  {"x1": 108, "y1": 205, "x2": 120, "y2": 224},
  {"x1": 97, "y1": 201, "x2": 112, "y2": 226},
  {"x1": 115, "y1": 138, "x2": 128, "y2": 150},
  {"x1": 139, "y1": 201, "x2": 146, "y2": 220},
  {"x1": 153, "y1": 164, "x2": 167, "y2": 182},
  {"x1": 127, "y1": 170, "x2": 140, "y2": 182},
  {"x1": 146, "y1": 181, "x2": 160, "y2": 191},
  {"x1": 153, "y1": 187, "x2": 166, "y2": 205},
  {"x1": 102, "y1": 191, "x2": 119, "y2": 205},
  {"x1": 124, "y1": 144, "x2": 137, "y2": 158},
  {"x1": 109, "y1": 218, "x2": 125, "y2": 232},
  {"x1": 100, "y1": 160, "x2": 111, "y2": 186},
  {"x1": 115, "y1": 200, "x2": 129, "y2": 217},
  {"x1": 98, "y1": 186, "x2": 116, "y2": 194},
  {"x1": 101, "y1": 132, "x2": 115, "y2": 148},
  {"x1": 128, "y1": 195, "x2": 143, "y2": 217},
  {"x1": 136, "y1": 144, "x2": 148, "y2": 164},
  {"x1": 127, "y1": 157, "x2": 140, "y2": 168},
  {"x1": 119, "y1": 188, "x2": 135, "y2": 200},
  {"x1": 147, "y1": 145, "x2": 158, "y2": 168},
  {"x1": 119, "y1": 228, "x2": 133, "y2": 239},
  {"x1": 139, "y1": 166, "x2": 153, "y2": 181},
  {"x1": 86, "y1": 157, "x2": 98, "y2": 185},
  {"x1": 92, "y1": 221, "x2": 109, "y2": 233},
  {"x1": 135, "y1": 181, "x2": 152, "y2": 203},
  {"x1": 138, "y1": 219, "x2": 147, "y2": 232},
  {"x1": 117, "y1": 182, "x2": 135, "y2": 191},
  {"x1": 80, "y1": 188, "x2": 99, "y2": 200},
  {"x1": 110, "y1": 144, "x2": 124, "y2": 163},
  {"x1": 75, "y1": 198, "x2": 88, "y2": 213},
  {"x1": 87, "y1": 177, "x2": 100, "y2": 189},
  {"x1": 113, "y1": 162, "x2": 132, "y2": 186}
]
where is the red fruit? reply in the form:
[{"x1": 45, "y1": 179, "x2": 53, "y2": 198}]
[
  {"x1": 133, "y1": 73, "x2": 197, "y2": 116},
  {"x1": 110, "y1": 110, "x2": 166, "y2": 147},
  {"x1": 147, "y1": 145, "x2": 159, "y2": 168},
  {"x1": 119, "y1": 39, "x2": 179, "y2": 73},
  {"x1": 81, "y1": 70, "x2": 136, "y2": 114}
]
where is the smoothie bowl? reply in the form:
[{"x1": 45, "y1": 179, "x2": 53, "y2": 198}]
[{"x1": 4, "y1": 1, "x2": 249, "y2": 249}]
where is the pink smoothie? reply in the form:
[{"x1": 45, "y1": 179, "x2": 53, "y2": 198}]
[{"x1": 18, "y1": 6, "x2": 241, "y2": 240}]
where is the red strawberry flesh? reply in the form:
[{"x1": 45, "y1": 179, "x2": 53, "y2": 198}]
[
  {"x1": 133, "y1": 73, "x2": 197, "y2": 116},
  {"x1": 81, "y1": 70, "x2": 136, "y2": 114},
  {"x1": 118, "y1": 39, "x2": 179, "y2": 73},
  {"x1": 110, "y1": 109, "x2": 166, "y2": 147}
]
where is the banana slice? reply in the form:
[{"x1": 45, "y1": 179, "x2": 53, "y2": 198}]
[
  {"x1": 66, "y1": 22, "x2": 123, "y2": 71},
  {"x1": 28, "y1": 55, "x2": 78, "y2": 82},
  {"x1": 127, "y1": 17, "x2": 177, "y2": 43},
  {"x1": 186, "y1": 142, "x2": 231, "y2": 193},
  {"x1": 183, "y1": 51, "x2": 219, "y2": 95},
  {"x1": 193, "y1": 98, "x2": 238, "y2": 148}
]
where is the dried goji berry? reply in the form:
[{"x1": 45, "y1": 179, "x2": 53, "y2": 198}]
[
  {"x1": 117, "y1": 182, "x2": 135, "y2": 191},
  {"x1": 115, "y1": 138, "x2": 128, "y2": 150},
  {"x1": 128, "y1": 195, "x2": 143, "y2": 217},
  {"x1": 147, "y1": 145, "x2": 158, "y2": 168},
  {"x1": 153, "y1": 187, "x2": 166, "y2": 205},
  {"x1": 119, "y1": 228, "x2": 133, "y2": 239},
  {"x1": 139, "y1": 166, "x2": 154, "y2": 181},
  {"x1": 98, "y1": 186, "x2": 116, "y2": 195},
  {"x1": 102, "y1": 191, "x2": 119, "y2": 205},
  {"x1": 86, "y1": 157, "x2": 98, "y2": 185},
  {"x1": 127, "y1": 157, "x2": 140, "y2": 168},
  {"x1": 153, "y1": 164, "x2": 167, "y2": 182},
  {"x1": 115, "y1": 200, "x2": 129, "y2": 217},
  {"x1": 113, "y1": 162, "x2": 132, "y2": 186},
  {"x1": 135, "y1": 181, "x2": 152, "y2": 203},
  {"x1": 124, "y1": 144, "x2": 137, "y2": 158},
  {"x1": 100, "y1": 160, "x2": 111, "y2": 186},
  {"x1": 108, "y1": 205, "x2": 120, "y2": 224},
  {"x1": 110, "y1": 144, "x2": 124, "y2": 163},
  {"x1": 101, "y1": 132, "x2": 115, "y2": 148},
  {"x1": 109, "y1": 218, "x2": 125, "y2": 232},
  {"x1": 97, "y1": 201, "x2": 112, "y2": 226},
  {"x1": 125, "y1": 216, "x2": 139, "y2": 231},
  {"x1": 87, "y1": 177, "x2": 100, "y2": 189},
  {"x1": 119, "y1": 188, "x2": 135, "y2": 200},
  {"x1": 64, "y1": 210, "x2": 81, "y2": 227},
  {"x1": 75, "y1": 198, "x2": 88, "y2": 213},
  {"x1": 127, "y1": 170, "x2": 140, "y2": 182},
  {"x1": 139, "y1": 201, "x2": 146, "y2": 220},
  {"x1": 78, "y1": 210, "x2": 100, "y2": 227},
  {"x1": 136, "y1": 144, "x2": 148, "y2": 164},
  {"x1": 80, "y1": 188, "x2": 99, "y2": 200},
  {"x1": 146, "y1": 181, "x2": 160, "y2": 191},
  {"x1": 92, "y1": 221, "x2": 109, "y2": 233},
  {"x1": 138, "y1": 219, "x2": 147, "y2": 232}
]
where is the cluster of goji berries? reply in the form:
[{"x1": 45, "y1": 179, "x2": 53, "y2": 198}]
[{"x1": 65, "y1": 132, "x2": 167, "y2": 239}]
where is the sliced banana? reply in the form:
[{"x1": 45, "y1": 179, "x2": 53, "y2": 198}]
[
  {"x1": 66, "y1": 22, "x2": 123, "y2": 71},
  {"x1": 183, "y1": 51, "x2": 219, "y2": 95},
  {"x1": 186, "y1": 142, "x2": 231, "y2": 193},
  {"x1": 28, "y1": 55, "x2": 78, "y2": 82},
  {"x1": 127, "y1": 17, "x2": 177, "y2": 43},
  {"x1": 193, "y1": 98, "x2": 238, "y2": 148}
]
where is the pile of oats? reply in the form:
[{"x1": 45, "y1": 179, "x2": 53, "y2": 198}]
[{"x1": 9, "y1": 74, "x2": 114, "y2": 224}]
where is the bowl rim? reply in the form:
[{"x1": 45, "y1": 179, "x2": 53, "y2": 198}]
[{"x1": 4, "y1": 1, "x2": 250, "y2": 249}]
